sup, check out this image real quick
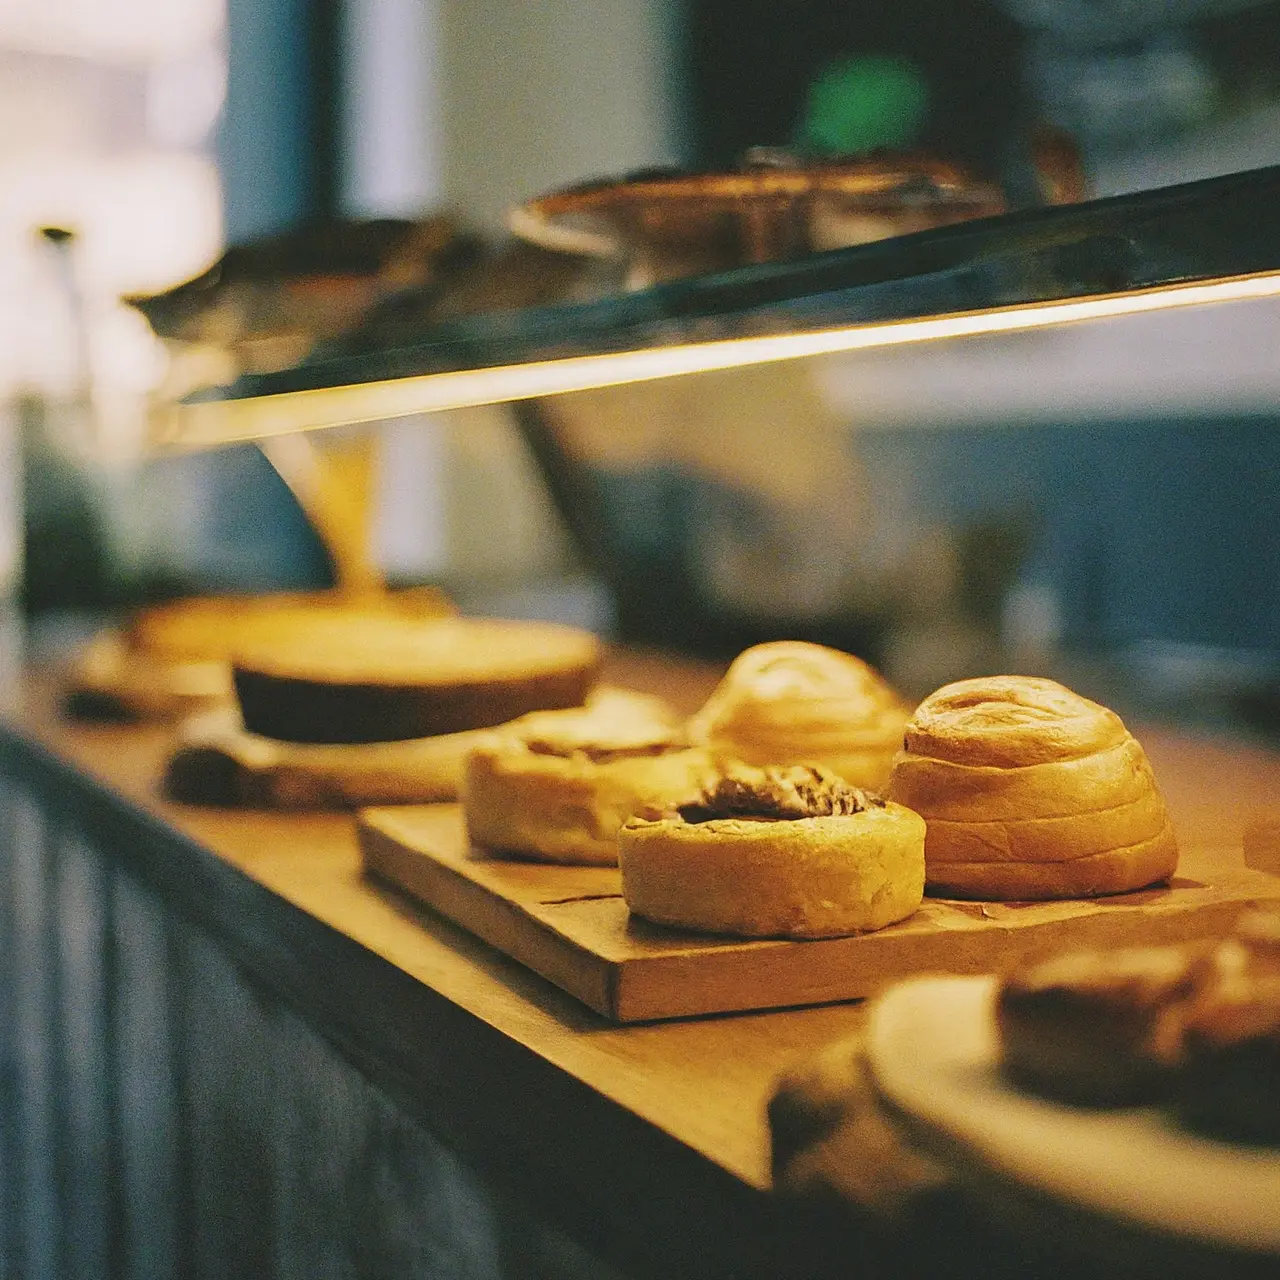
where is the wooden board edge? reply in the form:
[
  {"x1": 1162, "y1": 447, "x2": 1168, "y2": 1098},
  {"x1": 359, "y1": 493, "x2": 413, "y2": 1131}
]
[
  {"x1": 609, "y1": 894, "x2": 1274, "y2": 1023},
  {"x1": 356, "y1": 816, "x2": 622, "y2": 1020}
]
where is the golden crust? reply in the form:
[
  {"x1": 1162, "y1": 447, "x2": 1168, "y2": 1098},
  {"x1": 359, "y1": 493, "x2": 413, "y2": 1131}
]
[
  {"x1": 619, "y1": 799, "x2": 925, "y2": 938},
  {"x1": 887, "y1": 675, "x2": 1177, "y2": 901},
  {"x1": 232, "y1": 615, "x2": 599, "y2": 686},
  {"x1": 463, "y1": 690, "x2": 710, "y2": 865},
  {"x1": 887, "y1": 735, "x2": 1156, "y2": 823},
  {"x1": 688, "y1": 641, "x2": 909, "y2": 790},
  {"x1": 129, "y1": 586, "x2": 455, "y2": 664},
  {"x1": 925, "y1": 820, "x2": 1178, "y2": 900},
  {"x1": 902, "y1": 674, "x2": 1127, "y2": 768},
  {"x1": 922, "y1": 788, "x2": 1171, "y2": 864}
]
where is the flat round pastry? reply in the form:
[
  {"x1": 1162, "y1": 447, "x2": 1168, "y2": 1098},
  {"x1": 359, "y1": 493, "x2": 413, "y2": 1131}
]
[
  {"x1": 66, "y1": 587, "x2": 457, "y2": 724},
  {"x1": 687, "y1": 641, "x2": 910, "y2": 790},
  {"x1": 886, "y1": 676, "x2": 1177, "y2": 900},
  {"x1": 618, "y1": 763, "x2": 925, "y2": 938},
  {"x1": 128, "y1": 585, "x2": 454, "y2": 665},
  {"x1": 463, "y1": 688, "x2": 711, "y2": 865},
  {"x1": 232, "y1": 615, "x2": 601, "y2": 744}
]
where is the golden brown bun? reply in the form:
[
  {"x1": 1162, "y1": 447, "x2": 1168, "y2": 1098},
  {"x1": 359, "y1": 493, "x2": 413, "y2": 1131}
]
[
  {"x1": 886, "y1": 676, "x2": 1177, "y2": 900},
  {"x1": 619, "y1": 764, "x2": 925, "y2": 938},
  {"x1": 231, "y1": 615, "x2": 601, "y2": 744},
  {"x1": 463, "y1": 689, "x2": 711, "y2": 864},
  {"x1": 688, "y1": 641, "x2": 909, "y2": 790}
]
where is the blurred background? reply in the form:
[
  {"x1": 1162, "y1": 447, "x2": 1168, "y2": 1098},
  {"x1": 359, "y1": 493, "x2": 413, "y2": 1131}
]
[{"x1": 5, "y1": 0, "x2": 1280, "y2": 728}]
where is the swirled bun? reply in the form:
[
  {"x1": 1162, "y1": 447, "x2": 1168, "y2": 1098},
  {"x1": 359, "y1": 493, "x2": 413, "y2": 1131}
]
[
  {"x1": 687, "y1": 642, "x2": 909, "y2": 790},
  {"x1": 619, "y1": 763, "x2": 925, "y2": 938},
  {"x1": 887, "y1": 676, "x2": 1177, "y2": 900},
  {"x1": 463, "y1": 688, "x2": 712, "y2": 865}
]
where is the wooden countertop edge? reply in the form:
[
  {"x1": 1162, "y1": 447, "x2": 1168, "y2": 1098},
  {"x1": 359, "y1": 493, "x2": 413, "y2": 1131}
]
[{"x1": 0, "y1": 669, "x2": 894, "y2": 1278}]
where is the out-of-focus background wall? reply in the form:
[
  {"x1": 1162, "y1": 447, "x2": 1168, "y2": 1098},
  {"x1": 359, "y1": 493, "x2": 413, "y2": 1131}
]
[{"x1": 4, "y1": 0, "x2": 1280, "y2": 719}]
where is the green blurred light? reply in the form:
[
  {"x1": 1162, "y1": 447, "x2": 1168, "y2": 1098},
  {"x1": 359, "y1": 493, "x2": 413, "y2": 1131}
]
[{"x1": 801, "y1": 55, "x2": 930, "y2": 154}]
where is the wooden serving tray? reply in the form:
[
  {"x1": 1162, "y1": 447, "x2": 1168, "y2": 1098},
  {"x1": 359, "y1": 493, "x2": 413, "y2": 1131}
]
[{"x1": 357, "y1": 804, "x2": 1280, "y2": 1023}]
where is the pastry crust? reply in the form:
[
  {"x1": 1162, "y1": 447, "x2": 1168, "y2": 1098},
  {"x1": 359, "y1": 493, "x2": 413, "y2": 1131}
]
[
  {"x1": 128, "y1": 585, "x2": 454, "y2": 664},
  {"x1": 619, "y1": 764, "x2": 925, "y2": 938},
  {"x1": 925, "y1": 821, "x2": 1178, "y2": 900},
  {"x1": 887, "y1": 676, "x2": 1177, "y2": 900},
  {"x1": 232, "y1": 615, "x2": 601, "y2": 743},
  {"x1": 463, "y1": 689, "x2": 710, "y2": 864},
  {"x1": 688, "y1": 641, "x2": 909, "y2": 790}
]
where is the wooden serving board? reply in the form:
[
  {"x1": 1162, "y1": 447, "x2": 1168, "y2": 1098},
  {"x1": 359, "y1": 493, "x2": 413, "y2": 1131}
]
[{"x1": 357, "y1": 804, "x2": 1280, "y2": 1023}]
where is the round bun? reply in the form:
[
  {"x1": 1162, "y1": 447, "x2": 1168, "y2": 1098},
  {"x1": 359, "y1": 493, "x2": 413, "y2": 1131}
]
[
  {"x1": 463, "y1": 689, "x2": 711, "y2": 865},
  {"x1": 619, "y1": 764, "x2": 925, "y2": 938},
  {"x1": 232, "y1": 615, "x2": 601, "y2": 744},
  {"x1": 887, "y1": 675, "x2": 1177, "y2": 900},
  {"x1": 687, "y1": 641, "x2": 909, "y2": 790}
]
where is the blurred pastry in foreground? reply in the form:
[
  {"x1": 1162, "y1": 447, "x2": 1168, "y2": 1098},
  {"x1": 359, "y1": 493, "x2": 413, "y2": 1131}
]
[
  {"x1": 687, "y1": 641, "x2": 910, "y2": 791},
  {"x1": 1178, "y1": 910, "x2": 1280, "y2": 1146},
  {"x1": 619, "y1": 763, "x2": 925, "y2": 938},
  {"x1": 997, "y1": 940, "x2": 1211, "y2": 1106},
  {"x1": 463, "y1": 688, "x2": 709, "y2": 865},
  {"x1": 887, "y1": 675, "x2": 1177, "y2": 900},
  {"x1": 232, "y1": 615, "x2": 601, "y2": 744},
  {"x1": 997, "y1": 910, "x2": 1280, "y2": 1143}
]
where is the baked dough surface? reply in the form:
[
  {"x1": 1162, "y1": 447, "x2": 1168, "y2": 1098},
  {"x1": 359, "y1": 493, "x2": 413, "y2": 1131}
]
[
  {"x1": 887, "y1": 676, "x2": 1177, "y2": 900},
  {"x1": 688, "y1": 641, "x2": 909, "y2": 790},
  {"x1": 464, "y1": 689, "x2": 710, "y2": 864},
  {"x1": 619, "y1": 764, "x2": 925, "y2": 938}
]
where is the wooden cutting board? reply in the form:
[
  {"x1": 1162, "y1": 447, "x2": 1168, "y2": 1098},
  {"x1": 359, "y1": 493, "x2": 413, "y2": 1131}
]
[{"x1": 357, "y1": 804, "x2": 1280, "y2": 1023}]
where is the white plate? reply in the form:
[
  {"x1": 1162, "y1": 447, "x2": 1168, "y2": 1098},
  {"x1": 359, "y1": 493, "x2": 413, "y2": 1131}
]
[{"x1": 866, "y1": 975, "x2": 1280, "y2": 1254}]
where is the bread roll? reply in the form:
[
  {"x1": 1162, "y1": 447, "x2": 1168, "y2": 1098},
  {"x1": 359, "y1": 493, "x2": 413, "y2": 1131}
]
[
  {"x1": 463, "y1": 688, "x2": 710, "y2": 865},
  {"x1": 619, "y1": 763, "x2": 925, "y2": 938},
  {"x1": 688, "y1": 641, "x2": 909, "y2": 790},
  {"x1": 233, "y1": 615, "x2": 600, "y2": 744},
  {"x1": 887, "y1": 676, "x2": 1177, "y2": 900}
]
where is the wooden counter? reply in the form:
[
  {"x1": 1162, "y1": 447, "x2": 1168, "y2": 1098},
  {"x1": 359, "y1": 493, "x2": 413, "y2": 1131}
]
[{"x1": 4, "y1": 655, "x2": 1280, "y2": 1278}]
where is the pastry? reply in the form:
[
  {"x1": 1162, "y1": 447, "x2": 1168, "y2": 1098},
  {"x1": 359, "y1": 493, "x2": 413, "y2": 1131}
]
[
  {"x1": 886, "y1": 676, "x2": 1177, "y2": 900},
  {"x1": 618, "y1": 763, "x2": 925, "y2": 938},
  {"x1": 997, "y1": 941, "x2": 1210, "y2": 1105},
  {"x1": 126, "y1": 585, "x2": 453, "y2": 665},
  {"x1": 996, "y1": 911, "x2": 1280, "y2": 1141},
  {"x1": 163, "y1": 706, "x2": 501, "y2": 808},
  {"x1": 1178, "y1": 911, "x2": 1280, "y2": 1145},
  {"x1": 232, "y1": 615, "x2": 601, "y2": 744},
  {"x1": 65, "y1": 586, "x2": 455, "y2": 723},
  {"x1": 687, "y1": 641, "x2": 910, "y2": 790},
  {"x1": 463, "y1": 689, "x2": 710, "y2": 865}
]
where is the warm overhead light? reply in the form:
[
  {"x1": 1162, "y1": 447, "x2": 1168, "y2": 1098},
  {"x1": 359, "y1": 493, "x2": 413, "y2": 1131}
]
[{"x1": 155, "y1": 268, "x2": 1280, "y2": 449}]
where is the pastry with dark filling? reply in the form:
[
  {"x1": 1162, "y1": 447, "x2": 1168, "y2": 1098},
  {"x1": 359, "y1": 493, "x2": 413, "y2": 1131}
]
[
  {"x1": 618, "y1": 763, "x2": 925, "y2": 938},
  {"x1": 462, "y1": 688, "x2": 712, "y2": 865}
]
